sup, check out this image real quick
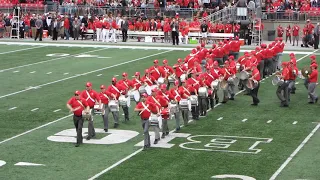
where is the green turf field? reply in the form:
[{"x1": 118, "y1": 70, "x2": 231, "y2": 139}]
[{"x1": 0, "y1": 43, "x2": 319, "y2": 180}]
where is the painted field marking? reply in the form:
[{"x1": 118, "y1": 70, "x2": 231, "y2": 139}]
[
  {"x1": 97, "y1": 74, "x2": 102, "y2": 77},
  {"x1": 31, "y1": 108, "x2": 39, "y2": 112},
  {"x1": 267, "y1": 120, "x2": 272, "y2": 124},
  {"x1": 114, "y1": 75, "x2": 119, "y2": 77},
  {"x1": 53, "y1": 109, "x2": 61, "y2": 112},
  {"x1": 295, "y1": 82, "x2": 299, "y2": 85},
  {"x1": 13, "y1": 71, "x2": 19, "y2": 73},
  {"x1": 0, "y1": 50, "x2": 172, "y2": 100},
  {"x1": 0, "y1": 46, "x2": 43, "y2": 55},
  {"x1": 63, "y1": 73, "x2": 69, "y2": 75},
  {"x1": 8, "y1": 107, "x2": 17, "y2": 110},
  {"x1": 46, "y1": 72, "x2": 52, "y2": 75},
  {"x1": 29, "y1": 71, "x2": 36, "y2": 74},
  {"x1": 217, "y1": 117, "x2": 223, "y2": 121},
  {"x1": 0, "y1": 48, "x2": 106, "y2": 73},
  {"x1": 89, "y1": 49, "x2": 317, "y2": 180},
  {"x1": 293, "y1": 121, "x2": 298, "y2": 125},
  {"x1": 15, "y1": 162, "x2": 45, "y2": 166},
  {"x1": 270, "y1": 123, "x2": 320, "y2": 180},
  {"x1": 242, "y1": 118, "x2": 248, "y2": 122}
]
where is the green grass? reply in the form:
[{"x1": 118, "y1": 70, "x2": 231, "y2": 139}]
[{"x1": 0, "y1": 44, "x2": 319, "y2": 180}]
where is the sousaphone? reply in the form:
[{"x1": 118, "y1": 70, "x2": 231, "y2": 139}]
[{"x1": 301, "y1": 66, "x2": 312, "y2": 78}]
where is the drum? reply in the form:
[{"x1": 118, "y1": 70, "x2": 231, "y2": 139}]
[
  {"x1": 236, "y1": 63, "x2": 240, "y2": 71},
  {"x1": 93, "y1": 104, "x2": 103, "y2": 115},
  {"x1": 179, "y1": 99, "x2": 189, "y2": 110},
  {"x1": 227, "y1": 77, "x2": 234, "y2": 84},
  {"x1": 272, "y1": 76, "x2": 284, "y2": 86},
  {"x1": 129, "y1": 90, "x2": 140, "y2": 102},
  {"x1": 139, "y1": 86, "x2": 146, "y2": 94},
  {"x1": 239, "y1": 71, "x2": 250, "y2": 80},
  {"x1": 108, "y1": 100, "x2": 119, "y2": 112},
  {"x1": 211, "y1": 80, "x2": 220, "y2": 89},
  {"x1": 149, "y1": 114, "x2": 159, "y2": 126},
  {"x1": 82, "y1": 111, "x2": 92, "y2": 120},
  {"x1": 145, "y1": 85, "x2": 152, "y2": 95},
  {"x1": 220, "y1": 80, "x2": 228, "y2": 90},
  {"x1": 119, "y1": 95, "x2": 128, "y2": 106},
  {"x1": 246, "y1": 79, "x2": 258, "y2": 89},
  {"x1": 161, "y1": 108, "x2": 170, "y2": 120},
  {"x1": 168, "y1": 74, "x2": 176, "y2": 83},
  {"x1": 169, "y1": 102, "x2": 178, "y2": 114},
  {"x1": 198, "y1": 87, "x2": 208, "y2": 97},
  {"x1": 180, "y1": 74, "x2": 186, "y2": 82},
  {"x1": 158, "y1": 77, "x2": 165, "y2": 84},
  {"x1": 189, "y1": 95, "x2": 198, "y2": 106}
]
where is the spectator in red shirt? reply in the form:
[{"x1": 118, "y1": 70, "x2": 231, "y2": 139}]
[
  {"x1": 277, "y1": 25, "x2": 284, "y2": 38},
  {"x1": 285, "y1": 25, "x2": 291, "y2": 44},
  {"x1": 308, "y1": 63, "x2": 318, "y2": 103},
  {"x1": 292, "y1": 22, "x2": 300, "y2": 46}
]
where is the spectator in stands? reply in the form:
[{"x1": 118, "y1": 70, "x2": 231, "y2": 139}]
[
  {"x1": 72, "y1": 17, "x2": 81, "y2": 40},
  {"x1": 170, "y1": 18, "x2": 179, "y2": 45}
]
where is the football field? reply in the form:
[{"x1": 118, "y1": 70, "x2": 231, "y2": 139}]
[{"x1": 0, "y1": 42, "x2": 320, "y2": 180}]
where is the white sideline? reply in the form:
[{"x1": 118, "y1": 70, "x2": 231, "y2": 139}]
[
  {"x1": 0, "y1": 48, "x2": 106, "y2": 73},
  {"x1": 88, "y1": 49, "x2": 318, "y2": 180},
  {"x1": 0, "y1": 50, "x2": 172, "y2": 100},
  {"x1": 0, "y1": 45, "x2": 43, "y2": 55},
  {"x1": 269, "y1": 123, "x2": 320, "y2": 180},
  {"x1": 0, "y1": 114, "x2": 73, "y2": 145},
  {"x1": 0, "y1": 41, "x2": 314, "y2": 55}
]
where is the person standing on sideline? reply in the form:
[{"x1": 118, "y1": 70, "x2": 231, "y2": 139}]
[
  {"x1": 249, "y1": 64, "x2": 260, "y2": 106},
  {"x1": 200, "y1": 20, "x2": 208, "y2": 44},
  {"x1": 34, "y1": 16, "x2": 43, "y2": 41},
  {"x1": 292, "y1": 22, "x2": 300, "y2": 46},
  {"x1": 134, "y1": 93, "x2": 159, "y2": 151},
  {"x1": 66, "y1": 90, "x2": 90, "y2": 147},
  {"x1": 73, "y1": 17, "x2": 80, "y2": 40},
  {"x1": 30, "y1": 15, "x2": 36, "y2": 38},
  {"x1": 121, "y1": 16, "x2": 128, "y2": 42},
  {"x1": 308, "y1": 63, "x2": 318, "y2": 103},
  {"x1": 51, "y1": 18, "x2": 59, "y2": 41},
  {"x1": 170, "y1": 18, "x2": 179, "y2": 45},
  {"x1": 313, "y1": 23, "x2": 320, "y2": 49},
  {"x1": 80, "y1": 82, "x2": 102, "y2": 140},
  {"x1": 285, "y1": 25, "x2": 291, "y2": 44}
]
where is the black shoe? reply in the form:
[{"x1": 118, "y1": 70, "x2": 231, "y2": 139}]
[
  {"x1": 229, "y1": 97, "x2": 235, "y2": 100},
  {"x1": 114, "y1": 123, "x2": 119, "y2": 128},
  {"x1": 309, "y1": 101, "x2": 314, "y2": 104},
  {"x1": 175, "y1": 127, "x2": 180, "y2": 132},
  {"x1": 290, "y1": 91, "x2": 295, "y2": 94},
  {"x1": 104, "y1": 129, "x2": 108, "y2": 132},
  {"x1": 75, "y1": 143, "x2": 80, "y2": 147},
  {"x1": 86, "y1": 136, "x2": 91, "y2": 140},
  {"x1": 316, "y1": 98, "x2": 318, "y2": 103},
  {"x1": 166, "y1": 132, "x2": 169, "y2": 135},
  {"x1": 215, "y1": 100, "x2": 219, "y2": 104},
  {"x1": 161, "y1": 133, "x2": 165, "y2": 139},
  {"x1": 284, "y1": 104, "x2": 289, "y2": 107},
  {"x1": 143, "y1": 145, "x2": 148, "y2": 151},
  {"x1": 251, "y1": 103, "x2": 258, "y2": 106},
  {"x1": 221, "y1": 101, "x2": 227, "y2": 104},
  {"x1": 154, "y1": 139, "x2": 158, "y2": 144}
]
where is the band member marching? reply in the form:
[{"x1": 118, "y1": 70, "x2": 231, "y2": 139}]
[
  {"x1": 209, "y1": 61, "x2": 221, "y2": 104},
  {"x1": 197, "y1": 74, "x2": 210, "y2": 116},
  {"x1": 142, "y1": 69, "x2": 157, "y2": 95},
  {"x1": 249, "y1": 64, "x2": 260, "y2": 106},
  {"x1": 99, "y1": 85, "x2": 118, "y2": 132},
  {"x1": 308, "y1": 63, "x2": 318, "y2": 104},
  {"x1": 106, "y1": 77, "x2": 127, "y2": 126},
  {"x1": 131, "y1": 71, "x2": 143, "y2": 103},
  {"x1": 118, "y1": 72, "x2": 133, "y2": 121},
  {"x1": 225, "y1": 61, "x2": 236, "y2": 100},
  {"x1": 66, "y1": 90, "x2": 90, "y2": 147},
  {"x1": 186, "y1": 70, "x2": 200, "y2": 120},
  {"x1": 276, "y1": 62, "x2": 290, "y2": 107},
  {"x1": 149, "y1": 59, "x2": 165, "y2": 84},
  {"x1": 162, "y1": 59, "x2": 174, "y2": 90},
  {"x1": 168, "y1": 80, "x2": 182, "y2": 131},
  {"x1": 155, "y1": 85, "x2": 170, "y2": 138},
  {"x1": 134, "y1": 93, "x2": 159, "y2": 151},
  {"x1": 173, "y1": 58, "x2": 187, "y2": 85}
]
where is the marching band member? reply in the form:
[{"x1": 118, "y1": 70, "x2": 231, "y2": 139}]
[
  {"x1": 186, "y1": 71, "x2": 200, "y2": 120},
  {"x1": 80, "y1": 82, "x2": 101, "y2": 140},
  {"x1": 131, "y1": 71, "x2": 143, "y2": 103},
  {"x1": 106, "y1": 77, "x2": 127, "y2": 125},
  {"x1": 162, "y1": 59, "x2": 174, "y2": 90},
  {"x1": 226, "y1": 61, "x2": 236, "y2": 100},
  {"x1": 220, "y1": 61, "x2": 231, "y2": 102},
  {"x1": 179, "y1": 80, "x2": 197, "y2": 122},
  {"x1": 173, "y1": 58, "x2": 187, "y2": 85},
  {"x1": 118, "y1": 72, "x2": 133, "y2": 122},
  {"x1": 99, "y1": 85, "x2": 118, "y2": 132},
  {"x1": 204, "y1": 66, "x2": 215, "y2": 110},
  {"x1": 276, "y1": 62, "x2": 290, "y2": 107},
  {"x1": 168, "y1": 80, "x2": 182, "y2": 131},
  {"x1": 287, "y1": 61, "x2": 298, "y2": 101},
  {"x1": 308, "y1": 63, "x2": 318, "y2": 104},
  {"x1": 149, "y1": 59, "x2": 165, "y2": 83},
  {"x1": 67, "y1": 90, "x2": 90, "y2": 147},
  {"x1": 289, "y1": 58, "x2": 298, "y2": 94},
  {"x1": 134, "y1": 93, "x2": 159, "y2": 151},
  {"x1": 142, "y1": 69, "x2": 157, "y2": 89},
  {"x1": 210, "y1": 61, "x2": 221, "y2": 104},
  {"x1": 249, "y1": 64, "x2": 260, "y2": 106},
  {"x1": 146, "y1": 88, "x2": 165, "y2": 144},
  {"x1": 304, "y1": 55, "x2": 317, "y2": 90},
  {"x1": 155, "y1": 85, "x2": 170, "y2": 138},
  {"x1": 197, "y1": 74, "x2": 209, "y2": 116}
]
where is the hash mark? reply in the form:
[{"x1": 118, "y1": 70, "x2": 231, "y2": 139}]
[
  {"x1": 31, "y1": 108, "x2": 39, "y2": 112},
  {"x1": 9, "y1": 107, "x2": 17, "y2": 110},
  {"x1": 267, "y1": 120, "x2": 272, "y2": 123},
  {"x1": 293, "y1": 121, "x2": 298, "y2": 125},
  {"x1": 242, "y1": 118, "x2": 248, "y2": 122},
  {"x1": 13, "y1": 70, "x2": 19, "y2": 73},
  {"x1": 63, "y1": 73, "x2": 69, "y2": 75},
  {"x1": 217, "y1": 117, "x2": 223, "y2": 121},
  {"x1": 97, "y1": 74, "x2": 102, "y2": 77},
  {"x1": 30, "y1": 71, "x2": 36, "y2": 74},
  {"x1": 46, "y1": 72, "x2": 52, "y2": 74},
  {"x1": 53, "y1": 109, "x2": 61, "y2": 112}
]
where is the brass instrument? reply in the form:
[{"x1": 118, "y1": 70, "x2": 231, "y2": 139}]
[{"x1": 301, "y1": 66, "x2": 311, "y2": 78}]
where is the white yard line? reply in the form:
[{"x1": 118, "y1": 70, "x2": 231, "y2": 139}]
[
  {"x1": 88, "y1": 49, "x2": 317, "y2": 180},
  {"x1": 13, "y1": 71, "x2": 19, "y2": 73},
  {"x1": 31, "y1": 108, "x2": 39, "y2": 112},
  {"x1": 0, "y1": 48, "x2": 106, "y2": 73},
  {"x1": 242, "y1": 118, "x2": 248, "y2": 122},
  {"x1": 63, "y1": 73, "x2": 69, "y2": 75},
  {"x1": 0, "y1": 46, "x2": 43, "y2": 55},
  {"x1": 53, "y1": 109, "x2": 61, "y2": 112},
  {"x1": 8, "y1": 107, "x2": 17, "y2": 110},
  {"x1": 217, "y1": 117, "x2": 223, "y2": 121},
  {"x1": 269, "y1": 123, "x2": 320, "y2": 180},
  {"x1": 0, "y1": 114, "x2": 73, "y2": 145},
  {"x1": 292, "y1": 121, "x2": 298, "y2": 125},
  {"x1": 29, "y1": 71, "x2": 36, "y2": 74},
  {"x1": 0, "y1": 50, "x2": 172, "y2": 100},
  {"x1": 267, "y1": 120, "x2": 272, "y2": 124},
  {"x1": 0, "y1": 41, "x2": 315, "y2": 54}
]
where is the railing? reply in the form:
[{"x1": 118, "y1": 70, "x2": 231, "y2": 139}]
[
  {"x1": 262, "y1": 10, "x2": 320, "y2": 21},
  {"x1": 201, "y1": 6, "x2": 237, "y2": 23},
  {"x1": 0, "y1": 4, "x2": 46, "y2": 14},
  {"x1": 49, "y1": 5, "x2": 218, "y2": 18}
]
